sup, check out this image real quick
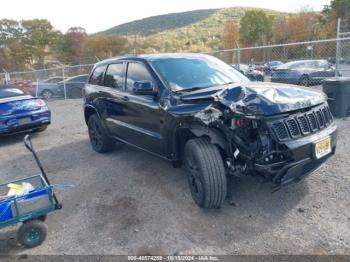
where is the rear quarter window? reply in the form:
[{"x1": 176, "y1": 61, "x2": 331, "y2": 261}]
[{"x1": 89, "y1": 66, "x2": 106, "y2": 85}]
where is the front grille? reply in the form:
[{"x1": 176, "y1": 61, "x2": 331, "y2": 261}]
[
  {"x1": 307, "y1": 113, "x2": 318, "y2": 131},
  {"x1": 272, "y1": 122, "x2": 289, "y2": 140},
  {"x1": 285, "y1": 119, "x2": 300, "y2": 137},
  {"x1": 297, "y1": 116, "x2": 310, "y2": 135},
  {"x1": 270, "y1": 105, "x2": 333, "y2": 141}
]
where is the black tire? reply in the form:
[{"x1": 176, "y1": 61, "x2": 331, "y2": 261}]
[
  {"x1": 88, "y1": 114, "x2": 115, "y2": 153},
  {"x1": 41, "y1": 90, "x2": 53, "y2": 100},
  {"x1": 184, "y1": 138, "x2": 227, "y2": 209},
  {"x1": 33, "y1": 126, "x2": 48, "y2": 133},
  {"x1": 69, "y1": 88, "x2": 82, "y2": 98},
  {"x1": 299, "y1": 75, "x2": 310, "y2": 86},
  {"x1": 17, "y1": 220, "x2": 47, "y2": 248},
  {"x1": 257, "y1": 75, "x2": 264, "y2": 82}
]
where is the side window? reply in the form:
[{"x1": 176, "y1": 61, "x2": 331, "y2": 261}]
[
  {"x1": 89, "y1": 66, "x2": 106, "y2": 85},
  {"x1": 126, "y1": 62, "x2": 154, "y2": 92},
  {"x1": 72, "y1": 75, "x2": 88, "y2": 82},
  {"x1": 104, "y1": 63, "x2": 124, "y2": 89}
]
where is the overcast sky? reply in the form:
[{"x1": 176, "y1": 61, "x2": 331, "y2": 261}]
[{"x1": 0, "y1": 0, "x2": 331, "y2": 34}]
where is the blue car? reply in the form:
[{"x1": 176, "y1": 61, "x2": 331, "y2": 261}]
[{"x1": 0, "y1": 86, "x2": 51, "y2": 135}]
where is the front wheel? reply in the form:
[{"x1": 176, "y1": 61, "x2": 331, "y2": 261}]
[
  {"x1": 41, "y1": 90, "x2": 53, "y2": 100},
  {"x1": 184, "y1": 138, "x2": 227, "y2": 209},
  {"x1": 17, "y1": 220, "x2": 47, "y2": 248},
  {"x1": 88, "y1": 114, "x2": 115, "y2": 153}
]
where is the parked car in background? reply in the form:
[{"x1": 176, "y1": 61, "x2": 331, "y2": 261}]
[
  {"x1": 232, "y1": 64, "x2": 264, "y2": 81},
  {"x1": 83, "y1": 54, "x2": 336, "y2": 209},
  {"x1": 30, "y1": 77, "x2": 65, "y2": 99},
  {"x1": 271, "y1": 60, "x2": 336, "y2": 86},
  {"x1": 0, "y1": 85, "x2": 50, "y2": 135},
  {"x1": 264, "y1": 61, "x2": 283, "y2": 75},
  {"x1": 57, "y1": 74, "x2": 89, "y2": 98},
  {"x1": 31, "y1": 75, "x2": 88, "y2": 99},
  {"x1": 252, "y1": 63, "x2": 265, "y2": 72}
]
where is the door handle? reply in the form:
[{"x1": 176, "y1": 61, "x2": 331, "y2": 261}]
[{"x1": 122, "y1": 96, "x2": 129, "y2": 101}]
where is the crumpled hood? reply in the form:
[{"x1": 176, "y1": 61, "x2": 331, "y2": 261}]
[{"x1": 178, "y1": 82, "x2": 327, "y2": 116}]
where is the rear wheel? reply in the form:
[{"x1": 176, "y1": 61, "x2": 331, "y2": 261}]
[
  {"x1": 69, "y1": 88, "x2": 82, "y2": 98},
  {"x1": 41, "y1": 90, "x2": 53, "y2": 100},
  {"x1": 184, "y1": 138, "x2": 227, "y2": 209},
  {"x1": 256, "y1": 75, "x2": 264, "y2": 82},
  {"x1": 299, "y1": 75, "x2": 310, "y2": 86},
  {"x1": 33, "y1": 126, "x2": 47, "y2": 133},
  {"x1": 17, "y1": 220, "x2": 47, "y2": 248},
  {"x1": 88, "y1": 114, "x2": 115, "y2": 153}
]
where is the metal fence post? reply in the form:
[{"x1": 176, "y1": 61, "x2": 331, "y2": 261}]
[
  {"x1": 62, "y1": 65, "x2": 67, "y2": 100},
  {"x1": 336, "y1": 18, "x2": 342, "y2": 77},
  {"x1": 237, "y1": 49, "x2": 241, "y2": 71}
]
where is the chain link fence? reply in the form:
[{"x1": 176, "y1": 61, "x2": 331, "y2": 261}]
[
  {"x1": 208, "y1": 38, "x2": 350, "y2": 88},
  {"x1": 1, "y1": 38, "x2": 350, "y2": 100},
  {"x1": 0, "y1": 64, "x2": 94, "y2": 99}
]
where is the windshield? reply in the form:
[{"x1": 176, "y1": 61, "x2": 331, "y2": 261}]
[{"x1": 151, "y1": 55, "x2": 249, "y2": 91}]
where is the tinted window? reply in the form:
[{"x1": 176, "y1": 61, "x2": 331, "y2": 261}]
[
  {"x1": 45, "y1": 77, "x2": 63, "y2": 83},
  {"x1": 104, "y1": 63, "x2": 124, "y2": 89},
  {"x1": 281, "y1": 61, "x2": 318, "y2": 70},
  {"x1": 70, "y1": 75, "x2": 88, "y2": 82},
  {"x1": 0, "y1": 87, "x2": 24, "y2": 99},
  {"x1": 126, "y1": 63, "x2": 154, "y2": 92},
  {"x1": 317, "y1": 60, "x2": 328, "y2": 68},
  {"x1": 89, "y1": 66, "x2": 106, "y2": 85}
]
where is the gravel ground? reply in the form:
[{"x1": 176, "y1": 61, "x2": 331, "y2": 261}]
[{"x1": 0, "y1": 99, "x2": 349, "y2": 255}]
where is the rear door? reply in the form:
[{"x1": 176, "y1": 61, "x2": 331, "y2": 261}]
[{"x1": 98, "y1": 62, "x2": 128, "y2": 136}]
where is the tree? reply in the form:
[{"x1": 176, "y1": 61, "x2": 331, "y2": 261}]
[
  {"x1": 22, "y1": 19, "x2": 60, "y2": 67},
  {"x1": 330, "y1": 0, "x2": 350, "y2": 29},
  {"x1": 0, "y1": 19, "x2": 60, "y2": 71},
  {"x1": 65, "y1": 27, "x2": 87, "y2": 64},
  {"x1": 323, "y1": 0, "x2": 350, "y2": 34},
  {"x1": 223, "y1": 21, "x2": 240, "y2": 49},
  {"x1": 240, "y1": 10, "x2": 274, "y2": 46},
  {"x1": 222, "y1": 21, "x2": 240, "y2": 63},
  {"x1": 82, "y1": 35, "x2": 129, "y2": 60},
  {"x1": 286, "y1": 11, "x2": 322, "y2": 43}
]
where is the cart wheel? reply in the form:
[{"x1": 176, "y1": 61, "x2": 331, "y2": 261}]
[{"x1": 17, "y1": 220, "x2": 48, "y2": 248}]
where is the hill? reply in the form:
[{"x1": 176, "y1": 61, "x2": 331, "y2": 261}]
[
  {"x1": 98, "y1": 7, "x2": 284, "y2": 37},
  {"x1": 97, "y1": 7, "x2": 286, "y2": 54},
  {"x1": 100, "y1": 9, "x2": 218, "y2": 36}
]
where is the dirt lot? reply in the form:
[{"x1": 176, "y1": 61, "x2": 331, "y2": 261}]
[{"x1": 0, "y1": 99, "x2": 349, "y2": 255}]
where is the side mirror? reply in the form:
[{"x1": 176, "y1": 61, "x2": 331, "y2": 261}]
[{"x1": 133, "y1": 81, "x2": 157, "y2": 96}]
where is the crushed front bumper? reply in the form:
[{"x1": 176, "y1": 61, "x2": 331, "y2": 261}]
[{"x1": 254, "y1": 123, "x2": 337, "y2": 187}]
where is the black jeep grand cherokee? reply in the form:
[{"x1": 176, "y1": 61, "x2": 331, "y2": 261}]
[{"x1": 83, "y1": 54, "x2": 337, "y2": 209}]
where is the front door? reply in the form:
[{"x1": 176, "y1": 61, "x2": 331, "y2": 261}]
[{"x1": 106, "y1": 61, "x2": 165, "y2": 156}]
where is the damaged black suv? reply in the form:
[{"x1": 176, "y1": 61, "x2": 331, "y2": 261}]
[{"x1": 83, "y1": 54, "x2": 337, "y2": 209}]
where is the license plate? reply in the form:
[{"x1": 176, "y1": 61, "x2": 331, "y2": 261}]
[
  {"x1": 315, "y1": 137, "x2": 331, "y2": 159},
  {"x1": 17, "y1": 117, "x2": 32, "y2": 125}
]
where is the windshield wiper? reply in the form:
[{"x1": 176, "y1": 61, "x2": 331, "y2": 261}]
[
  {"x1": 174, "y1": 82, "x2": 235, "y2": 94},
  {"x1": 219, "y1": 81, "x2": 235, "y2": 87}
]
